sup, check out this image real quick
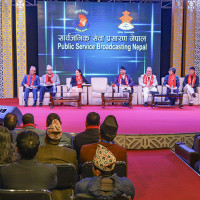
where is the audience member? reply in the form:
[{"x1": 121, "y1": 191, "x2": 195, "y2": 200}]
[
  {"x1": 194, "y1": 160, "x2": 200, "y2": 174},
  {"x1": 75, "y1": 144, "x2": 135, "y2": 199},
  {"x1": 80, "y1": 115, "x2": 127, "y2": 165},
  {"x1": 0, "y1": 126, "x2": 18, "y2": 164},
  {"x1": 16, "y1": 113, "x2": 44, "y2": 135},
  {"x1": 0, "y1": 131, "x2": 57, "y2": 190},
  {"x1": 36, "y1": 119, "x2": 77, "y2": 169},
  {"x1": 3, "y1": 113, "x2": 18, "y2": 142},
  {"x1": 39, "y1": 113, "x2": 72, "y2": 146},
  {"x1": 73, "y1": 112, "x2": 100, "y2": 160}
]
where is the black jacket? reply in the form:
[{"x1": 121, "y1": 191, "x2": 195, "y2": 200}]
[
  {"x1": 70, "y1": 76, "x2": 89, "y2": 87},
  {"x1": 0, "y1": 158, "x2": 57, "y2": 190}
]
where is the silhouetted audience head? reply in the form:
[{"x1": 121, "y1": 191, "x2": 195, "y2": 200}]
[
  {"x1": 100, "y1": 115, "x2": 118, "y2": 142},
  {"x1": 0, "y1": 126, "x2": 18, "y2": 164},
  {"x1": 3, "y1": 113, "x2": 18, "y2": 130},
  {"x1": 86, "y1": 112, "x2": 100, "y2": 126},
  {"x1": 93, "y1": 144, "x2": 116, "y2": 177},
  {"x1": 45, "y1": 119, "x2": 62, "y2": 145},
  {"x1": 16, "y1": 131, "x2": 40, "y2": 160},
  {"x1": 22, "y1": 113, "x2": 34, "y2": 125},
  {"x1": 46, "y1": 113, "x2": 61, "y2": 127}
]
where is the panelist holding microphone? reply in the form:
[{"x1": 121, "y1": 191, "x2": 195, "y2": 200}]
[
  {"x1": 39, "y1": 65, "x2": 60, "y2": 107},
  {"x1": 163, "y1": 67, "x2": 180, "y2": 105}
]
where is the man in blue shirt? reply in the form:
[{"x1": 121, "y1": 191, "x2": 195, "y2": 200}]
[{"x1": 21, "y1": 66, "x2": 40, "y2": 107}]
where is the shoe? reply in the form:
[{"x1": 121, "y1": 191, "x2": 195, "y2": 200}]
[
  {"x1": 32, "y1": 102, "x2": 36, "y2": 107},
  {"x1": 24, "y1": 101, "x2": 28, "y2": 107},
  {"x1": 144, "y1": 102, "x2": 148, "y2": 107},
  {"x1": 192, "y1": 93, "x2": 196, "y2": 98},
  {"x1": 189, "y1": 103, "x2": 193, "y2": 106},
  {"x1": 39, "y1": 102, "x2": 43, "y2": 107},
  {"x1": 155, "y1": 102, "x2": 158, "y2": 106}
]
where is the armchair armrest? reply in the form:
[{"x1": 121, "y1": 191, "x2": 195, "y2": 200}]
[
  {"x1": 157, "y1": 85, "x2": 162, "y2": 94},
  {"x1": 196, "y1": 86, "x2": 200, "y2": 94},
  {"x1": 175, "y1": 143, "x2": 200, "y2": 168}
]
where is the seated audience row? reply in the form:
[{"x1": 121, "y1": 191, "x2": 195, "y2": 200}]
[{"x1": 0, "y1": 111, "x2": 134, "y2": 200}]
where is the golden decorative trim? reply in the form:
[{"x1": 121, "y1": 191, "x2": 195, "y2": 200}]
[
  {"x1": 16, "y1": 0, "x2": 27, "y2": 91},
  {"x1": 2, "y1": 0, "x2": 13, "y2": 97}
]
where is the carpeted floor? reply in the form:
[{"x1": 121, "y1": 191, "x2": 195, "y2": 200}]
[
  {"x1": 1, "y1": 98, "x2": 200, "y2": 134},
  {"x1": 127, "y1": 149, "x2": 200, "y2": 200}
]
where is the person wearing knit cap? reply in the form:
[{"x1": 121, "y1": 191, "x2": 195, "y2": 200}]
[
  {"x1": 80, "y1": 115, "x2": 127, "y2": 165},
  {"x1": 183, "y1": 67, "x2": 199, "y2": 106},
  {"x1": 36, "y1": 119, "x2": 78, "y2": 169},
  {"x1": 75, "y1": 144, "x2": 135, "y2": 199},
  {"x1": 163, "y1": 67, "x2": 180, "y2": 105},
  {"x1": 21, "y1": 66, "x2": 40, "y2": 107},
  {"x1": 114, "y1": 66, "x2": 134, "y2": 106},
  {"x1": 39, "y1": 65, "x2": 60, "y2": 107}
]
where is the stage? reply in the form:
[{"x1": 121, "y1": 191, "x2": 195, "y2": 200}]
[{"x1": 1, "y1": 98, "x2": 199, "y2": 150}]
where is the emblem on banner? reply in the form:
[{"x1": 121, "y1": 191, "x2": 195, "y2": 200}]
[
  {"x1": 73, "y1": 9, "x2": 90, "y2": 32},
  {"x1": 118, "y1": 11, "x2": 134, "y2": 31}
]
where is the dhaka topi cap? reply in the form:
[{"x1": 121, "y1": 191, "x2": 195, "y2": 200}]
[
  {"x1": 47, "y1": 65, "x2": 52, "y2": 70},
  {"x1": 169, "y1": 67, "x2": 176, "y2": 74},
  {"x1": 93, "y1": 144, "x2": 116, "y2": 172},
  {"x1": 120, "y1": 66, "x2": 126, "y2": 70},
  {"x1": 189, "y1": 67, "x2": 195, "y2": 70}
]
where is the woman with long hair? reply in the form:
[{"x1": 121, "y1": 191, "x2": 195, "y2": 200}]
[{"x1": 0, "y1": 126, "x2": 19, "y2": 164}]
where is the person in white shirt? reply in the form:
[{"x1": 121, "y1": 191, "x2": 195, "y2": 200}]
[{"x1": 139, "y1": 67, "x2": 158, "y2": 107}]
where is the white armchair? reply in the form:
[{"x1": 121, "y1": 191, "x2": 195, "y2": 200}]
[
  {"x1": 137, "y1": 77, "x2": 162, "y2": 105},
  {"x1": 18, "y1": 78, "x2": 61, "y2": 106}
]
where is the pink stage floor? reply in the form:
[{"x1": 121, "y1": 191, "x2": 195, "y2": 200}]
[{"x1": 1, "y1": 98, "x2": 200, "y2": 134}]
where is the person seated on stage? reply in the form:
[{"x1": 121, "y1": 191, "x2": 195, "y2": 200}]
[
  {"x1": 75, "y1": 144, "x2": 135, "y2": 200},
  {"x1": 39, "y1": 113, "x2": 72, "y2": 147},
  {"x1": 80, "y1": 115, "x2": 127, "y2": 165},
  {"x1": 139, "y1": 67, "x2": 158, "y2": 107},
  {"x1": 21, "y1": 66, "x2": 40, "y2": 107},
  {"x1": 0, "y1": 126, "x2": 19, "y2": 164},
  {"x1": 70, "y1": 69, "x2": 89, "y2": 93},
  {"x1": 0, "y1": 131, "x2": 57, "y2": 190},
  {"x1": 3, "y1": 113, "x2": 18, "y2": 142},
  {"x1": 73, "y1": 112, "x2": 100, "y2": 160},
  {"x1": 39, "y1": 65, "x2": 60, "y2": 107},
  {"x1": 16, "y1": 113, "x2": 44, "y2": 136},
  {"x1": 183, "y1": 67, "x2": 199, "y2": 106},
  {"x1": 114, "y1": 66, "x2": 134, "y2": 88},
  {"x1": 36, "y1": 119, "x2": 78, "y2": 169},
  {"x1": 114, "y1": 66, "x2": 134, "y2": 106},
  {"x1": 163, "y1": 67, "x2": 180, "y2": 105}
]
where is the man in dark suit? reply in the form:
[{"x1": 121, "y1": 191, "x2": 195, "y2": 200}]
[
  {"x1": 39, "y1": 113, "x2": 72, "y2": 146},
  {"x1": 73, "y1": 112, "x2": 100, "y2": 160},
  {"x1": 36, "y1": 119, "x2": 78, "y2": 169},
  {"x1": 0, "y1": 131, "x2": 57, "y2": 190},
  {"x1": 80, "y1": 115, "x2": 127, "y2": 165},
  {"x1": 21, "y1": 66, "x2": 40, "y2": 107},
  {"x1": 16, "y1": 113, "x2": 44, "y2": 136}
]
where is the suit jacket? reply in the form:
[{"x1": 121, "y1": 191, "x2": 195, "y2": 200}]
[
  {"x1": 70, "y1": 76, "x2": 89, "y2": 87},
  {"x1": 183, "y1": 74, "x2": 199, "y2": 91},
  {"x1": 21, "y1": 74, "x2": 40, "y2": 89},
  {"x1": 39, "y1": 132, "x2": 72, "y2": 146},
  {"x1": 74, "y1": 174, "x2": 135, "y2": 200},
  {"x1": 163, "y1": 75, "x2": 180, "y2": 88},
  {"x1": 73, "y1": 128, "x2": 100, "y2": 160},
  {"x1": 36, "y1": 144, "x2": 78, "y2": 169},
  {"x1": 80, "y1": 141, "x2": 127, "y2": 165},
  {"x1": 16, "y1": 125, "x2": 45, "y2": 135},
  {"x1": 40, "y1": 74, "x2": 60, "y2": 86},
  {"x1": 0, "y1": 158, "x2": 57, "y2": 190},
  {"x1": 114, "y1": 74, "x2": 134, "y2": 87}
]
